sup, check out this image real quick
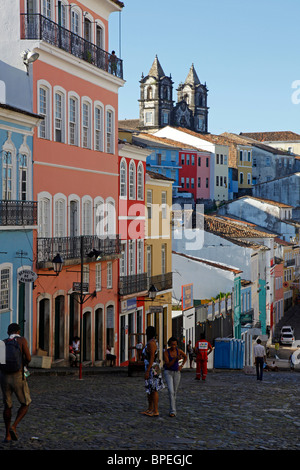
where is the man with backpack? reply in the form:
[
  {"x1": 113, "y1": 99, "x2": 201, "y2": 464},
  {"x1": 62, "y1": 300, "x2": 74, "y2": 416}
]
[{"x1": 0, "y1": 323, "x2": 31, "y2": 443}]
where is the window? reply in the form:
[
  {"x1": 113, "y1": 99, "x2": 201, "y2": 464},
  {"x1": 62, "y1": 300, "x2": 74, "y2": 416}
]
[
  {"x1": 240, "y1": 172, "x2": 244, "y2": 184},
  {"x1": 161, "y1": 244, "x2": 166, "y2": 275},
  {"x1": 96, "y1": 25, "x2": 103, "y2": 49},
  {"x1": 95, "y1": 106, "x2": 103, "y2": 151},
  {"x1": 96, "y1": 264, "x2": 101, "y2": 291},
  {"x1": 266, "y1": 157, "x2": 270, "y2": 166},
  {"x1": 161, "y1": 191, "x2": 167, "y2": 219},
  {"x1": 206, "y1": 178, "x2": 209, "y2": 188},
  {"x1": 137, "y1": 163, "x2": 144, "y2": 200},
  {"x1": 147, "y1": 246, "x2": 152, "y2": 278},
  {"x1": 247, "y1": 173, "x2": 251, "y2": 185},
  {"x1": 120, "y1": 159, "x2": 127, "y2": 198},
  {"x1": 216, "y1": 154, "x2": 219, "y2": 164},
  {"x1": 220, "y1": 154, "x2": 223, "y2": 164},
  {"x1": 2, "y1": 151, "x2": 12, "y2": 200},
  {"x1": 120, "y1": 242, "x2": 127, "y2": 276},
  {"x1": 147, "y1": 190, "x2": 152, "y2": 219},
  {"x1": 69, "y1": 96, "x2": 78, "y2": 146},
  {"x1": 106, "y1": 109, "x2": 114, "y2": 153},
  {"x1": 145, "y1": 111, "x2": 153, "y2": 124},
  {"x1": 181, "y1": 154, "x2": 185, "y2": 165},
  {"x1": 83, "y1": 265, "x2": 89, "y2": 285},
  {"x1": 129, "y1": 161, "x2": 136, "y2": 199},
  {"x1": 224, "y1": 176, "x2": 227, "y2": 188},
  {"x1": 54, "y1": 92, "x2": 64, "y2": 143},
  {"x1": 181, "y1": 177, "x2": 184, "y2": 188},
  {"x1": 216, "y1": 176, "x2": 219, "y2": 186},
  {"x1": 39, "y1": 86, "x2": 50, "y2": 139},
  {"x1": 19, "y1": 154, "x2": 28, "y2": 201},
  {"x1": 137, "y1": 239, "x2": 143, "y2": 274},
  {"x1": 106, "y1": 199, "x2": 116, "y2": 237},
  {"x1": 191, "y1": 178, "x2": 194, "y2": 189},
  {"x1": 39, "y1": 197, "x2": 51, "y2": 237},
  {"x1": 248, "y1": 151, "x2": 251, "y2": 162},
  {"x1": 191, "y1": 155, "x2": 195, "y2": 165},
  {"x1": 198, "y1": 177, "x2": 201, "y2": 188},
  {"x1": 82, "y1": 102, "x2": 91, "y2": 149},
  {"x1": 83, "y1": 199, "x2": 92, "y2": 235},
  {"x1": 54, "y1": 198, "x2": 66, "y2": 237},
  {"x1": 206, "y1": 157, "x2": 209, "y2": 167},
  {"x1": 128, "y1": 240, "x2": 135, "y2": 275},
  {"x1": 186, "y1": 178, "x2": 189, "y2": 189},
  {"x1": 240, "y1": 150, "x2": 243, "y2": 162},
  {"x1": 163, "y1": 112, "x2": 169, "y2": 124},
  {"x1": 71, "y1": 10, "x2": 80, "y2": 34},
  {"x1": 198, "y1": 156, "x2": 201, "y2": 166},
  {"x1": 0, "y1": 266, "x2": 10, "y2": 312},
  {"x1": 42, "y1": 0, "x2": 52, "y2": 18},
  {"x1": 186, "y1": 154, "x2": 190, "y2": 165}
]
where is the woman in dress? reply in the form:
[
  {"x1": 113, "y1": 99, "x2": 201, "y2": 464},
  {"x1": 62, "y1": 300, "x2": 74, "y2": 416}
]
[
  {"x1": 163, "y1": 336, "x2": 187, "y2": 417},
  {"x1": 141, "y1": 326, "x2": 164, "y2": 417}
]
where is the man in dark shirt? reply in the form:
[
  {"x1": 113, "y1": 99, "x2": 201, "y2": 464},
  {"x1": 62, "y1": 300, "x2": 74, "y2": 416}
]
[{"x1": 0, "y1": 323, "x2": 31, "y2": 442}]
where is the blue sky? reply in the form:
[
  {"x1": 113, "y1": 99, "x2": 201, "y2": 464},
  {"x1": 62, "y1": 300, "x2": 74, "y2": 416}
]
[{"x1": 109, "y1": 0, "x2": 300, "y2": 135}]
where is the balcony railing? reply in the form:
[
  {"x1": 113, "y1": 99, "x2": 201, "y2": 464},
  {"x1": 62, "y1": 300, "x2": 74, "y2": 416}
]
[
  {"x1": 0, "y1": 200, "x2": 37, "y2": 226},
  {"x1": 149, "y1": 272, "x2": 173, "y2": 292},
  {"x1": 119, "y1": 273, "x2": 148, "y2": 296},
  {"x1": 119, "y1": 271, "x2": 173, "y2": 297},
  {"x1": 37, "y1": 235, "x2": 121, "y2": 267},
  {"x1": 20, "y1": 13, "x2": 123, "y2": 79}
]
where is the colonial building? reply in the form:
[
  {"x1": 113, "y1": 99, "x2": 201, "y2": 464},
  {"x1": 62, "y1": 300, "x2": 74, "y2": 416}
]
[
  {"x1": 120, "y1": 56, "x2": 209, "y2": 134},
  {"x1": 0, "y1": 0, "x2": 125, "y2": 365},
  {"x1": 0, "y1": 101, "x2": 41, "y2": 345}
]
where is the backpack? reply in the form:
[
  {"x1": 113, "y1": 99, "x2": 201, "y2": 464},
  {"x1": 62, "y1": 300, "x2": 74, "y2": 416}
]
[{"x1": 0, "y1": 337, "x2": 22, "y2": 373}]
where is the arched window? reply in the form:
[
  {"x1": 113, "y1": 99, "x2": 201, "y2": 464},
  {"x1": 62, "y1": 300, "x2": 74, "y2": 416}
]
[
  {"x1": 2, "y1": 132, "x2": 16, "y2": 200},
  {"x1": 106, "y1": 198, "x2": 116, "y2": 237},
  {"x1": 54, "y1": 196, "x2": 66, "y2": 237},
  {"x1": 82, "y1": 198, "x2": 92, "y2": 235},
  {"x1": 137, "y1": 162, "x2": 144, "y2": 200},
  {"x1": 38, "y1": 196, "x2": 51, "y2": 237},
  {"x1": 94, "y1": 103, "x2": 104, "y2": 151},
  {"x1": 82, "y1": 100, "x2": 92, "y2": 149},
  {"x1": 106, "y1": 107, "x2": 114, "y2": 154},
  {"x1": 120, "y1": 159, "x2": 127, "y2": 198},
  {"x1": 129, "y1": 161, "x2": 136, "y2": 200},
  {"x1": 54, "y1": 89, "x2": 66, "y2": 143},
  {"x1": 69, "y1": 94, "x2": 79, "y2": 146},
  {"x1": 38, "y1": 84, "x2": 51, "y2": 140}
]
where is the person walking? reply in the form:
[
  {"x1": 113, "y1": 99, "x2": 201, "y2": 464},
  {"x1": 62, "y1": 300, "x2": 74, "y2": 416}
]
[
  {"x1": 195, "y1": 333, "x2": 213, "y2": 381},
  {"x1": 141, "y1": 326, "x2": 164, "y2": 417},
  {"x1": 0, "y1": 323, "x2": 31, "y2": 443},
  {"x1": 187, "y1": 340, "x2": 194, "y2": 368},
  {"x1": 254, "y1": 338, "x2": 266, "y2": 381},
  {"x1": 163, "y1": 337, "x2": 187, "y2": 417}
]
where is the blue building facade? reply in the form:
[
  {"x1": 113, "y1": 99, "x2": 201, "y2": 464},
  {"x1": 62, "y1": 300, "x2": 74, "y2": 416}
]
[{"x1": 0, "y1": 102, "x2": 40, "y2": 347}]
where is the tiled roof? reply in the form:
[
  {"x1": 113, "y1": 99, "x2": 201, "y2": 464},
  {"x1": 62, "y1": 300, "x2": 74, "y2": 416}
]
[
  {"x1": 118, "y1": 119, "x2": 140, "y2": 130},
  {"x1": 134, "y1": 133, "x2": 208, "y2": 152},
  {"x1": 204, "y1": 214, "x2": 277, "y2": 239},
  {"x1": 239, "y1": 131, "x2": 300, "y2": 142},
  {"x1": 238, "y1": 195, "x2": 293, "y2": 208},
  {"x1": 146, "y1": 170, "x2": 174, "y2": 182},
  {"x1": 222, "y1": 132, "x2": 294, "y2": 156},
  {"x1": 172, "y1": 251, "x2": 242, "y2": 274}
]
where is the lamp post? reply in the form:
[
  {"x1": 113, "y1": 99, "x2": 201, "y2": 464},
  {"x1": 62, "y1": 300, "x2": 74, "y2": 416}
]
[
  {"x1": 38, "y1": 253, "x2": 64, "y2": 276},
  {"x1": 71, "y1": 237, "x2": 97, "y2": 380}
]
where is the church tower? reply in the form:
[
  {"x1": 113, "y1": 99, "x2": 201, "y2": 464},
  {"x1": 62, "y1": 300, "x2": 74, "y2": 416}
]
[
  {"x1": 174, "y1": 64, "x2": 209, "y2": 133},
  {"x1": 138, "y1": 55, "x2": 173, "y2": 132}
]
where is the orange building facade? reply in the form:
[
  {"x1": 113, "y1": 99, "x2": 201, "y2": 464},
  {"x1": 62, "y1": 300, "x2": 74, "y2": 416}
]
[{"x1": 19, "y1": 0, "x2": 125, "y2": 364}]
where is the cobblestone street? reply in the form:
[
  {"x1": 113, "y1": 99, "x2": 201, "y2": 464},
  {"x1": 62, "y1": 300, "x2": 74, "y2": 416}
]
[{"x1": 0, "y1": 367, "x2": 299, "y2": 453}]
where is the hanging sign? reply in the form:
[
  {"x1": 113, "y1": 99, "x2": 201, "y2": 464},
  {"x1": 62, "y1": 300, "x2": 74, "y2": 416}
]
[{"x1": 17, "y1": 269, "x2": 38, "y2": 283}]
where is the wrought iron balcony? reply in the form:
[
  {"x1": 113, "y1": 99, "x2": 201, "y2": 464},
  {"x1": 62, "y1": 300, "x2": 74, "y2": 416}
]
[
  {"x1": 149, "y1": 272, "x2": 173, "y2": 292},
  {"x1": 0, "y1": 200, "x2": 37, "y2": 226},
  {"x1": 20, "y1": 13, "x2": 123, "y2": 79},
  {"x1": 119, "y1": 271, "x2": 173, "y2": 297},
  {"x1": 119, "y1": 273, "x2": 148, "y2": 296},
  {"x1": 37, "y1": 234, "x2": 121, "y2": 267}
]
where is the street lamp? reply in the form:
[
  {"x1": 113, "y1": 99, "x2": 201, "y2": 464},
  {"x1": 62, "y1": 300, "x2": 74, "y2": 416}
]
[
  {"x1": 38, "y1": 253, "x2": 64, "y2": 277},
  {"x1": 148, "y1": 284, "x2": 158, "y2": 300}
]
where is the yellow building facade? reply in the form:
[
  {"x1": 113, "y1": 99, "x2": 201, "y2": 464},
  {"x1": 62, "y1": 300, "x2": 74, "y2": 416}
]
[{"x1": 144, "y1": 170, "x2": 173, "y2": 359}]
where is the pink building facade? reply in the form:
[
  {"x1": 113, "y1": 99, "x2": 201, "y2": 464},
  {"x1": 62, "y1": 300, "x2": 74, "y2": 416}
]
[
  {"x1": 118, "y1": 142, "x2": 148, "y2": 365},
  {"x1": 16, "y1": 0, "x2": 125, "y2": 364},
  {"x1": 178, "y1": 150, "x2": 211, "y2": 201}
]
